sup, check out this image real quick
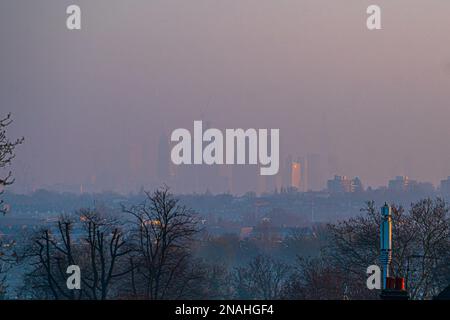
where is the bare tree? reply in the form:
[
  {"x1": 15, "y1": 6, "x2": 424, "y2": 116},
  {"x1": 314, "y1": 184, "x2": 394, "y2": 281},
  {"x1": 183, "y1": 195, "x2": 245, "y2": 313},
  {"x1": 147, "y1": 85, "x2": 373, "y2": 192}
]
[
  {"x1": 0, "y1": 113, "x2": 23, "y2": 297},
  {"x1": 22, "y1": 209, "x2": 131, "y2": 299},
  {"x1": 283, "y1": 255, "x2": 378, "y2": 300},
  {"x1": 187, "y1": 261, "x2": 231, "y2": 299},
  {"x1": 23, "y1": 219, "x2": 77, "y2": 299},
  {"x1": 0, "y1": 113, "x2": 23, "y2": 215},
  {"x1": 123, "y1": 187, "x2": 201, "y2": 299},
  {"x1": 323, "y1": 198, "x2": 450, "y2": 299},
  {"x1": 406, "y1": 198, "x2": 450, "y2": 299},
  {"x1": 324, "y1": 201, "x2": 382, "y2": 281},
  {"x1": 77, "y1": 209, "x2": 133, "y2": 299},
  {"x1": 232, "y1": 254, "x2": 291, "y2": 299}
]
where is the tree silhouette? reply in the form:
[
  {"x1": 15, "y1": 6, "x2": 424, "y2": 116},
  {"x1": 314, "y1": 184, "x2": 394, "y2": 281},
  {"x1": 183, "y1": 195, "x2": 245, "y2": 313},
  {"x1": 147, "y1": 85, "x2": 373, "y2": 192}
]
[
  {"x1": 123, "y1": 186, "x2": 201, "y2": 299},
  {"x1": 0, "y1": 113, "x2": 23, "y2": 215}
]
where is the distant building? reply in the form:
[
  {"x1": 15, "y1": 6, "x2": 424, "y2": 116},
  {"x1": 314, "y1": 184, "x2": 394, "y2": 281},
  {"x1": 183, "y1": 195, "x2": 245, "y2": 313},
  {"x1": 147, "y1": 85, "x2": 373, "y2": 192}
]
[
  {"x1": 307, "y1": 153, "x2": 325, "y2": 191},
  {"x1": 327, "y1": 175, "x2": 364, "y2": 193},
  {"x1": 388, "y1": 176, "x2": 409, "y2": 191},
  {"x1": 352, "y1": 177, "x2": 364, "y2": 193},
  {"x1": 282, "y1": 156, "x2": 303, "y2": 191},
  {"x1": 410, "y1": 181, "x2": 434, "y2": 194},
  {"x1": 327, "y1": 175, "x2": 353, "y2": 193},
  {"x1": 283, "y1": 155, "x2": 293, "y2": 189},
  {"x1": 388, "y1": 176, "x2": 417, "y2": 192},
  {"x1": 291, "y1": 161, "x2": 301, "y2": 190},
  {"x1": 300, "y1": 156, "x2": 308, "y2": 192}
]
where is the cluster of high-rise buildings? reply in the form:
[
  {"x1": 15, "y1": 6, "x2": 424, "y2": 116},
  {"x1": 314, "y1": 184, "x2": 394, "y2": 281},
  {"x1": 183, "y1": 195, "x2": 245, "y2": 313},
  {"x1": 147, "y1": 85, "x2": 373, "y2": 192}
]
[
  {"x1": 85, "y1": 131, "x2": 450, "y2": 196},
  {"x1": 281, "y1": 154, "x2": 327, "y2": 192},
  {"x1": 153, "y1": 133, "x2": 450, "y2": 195},
  {"x1": 147, "y1": 116, "x2": 342, "y2": 195},
  {"x1": 156, "y1": 136, "x2": 334, "y2": 194},
  {"x1": 326, "y1": 175, "x2": 364, "y2": 193}
]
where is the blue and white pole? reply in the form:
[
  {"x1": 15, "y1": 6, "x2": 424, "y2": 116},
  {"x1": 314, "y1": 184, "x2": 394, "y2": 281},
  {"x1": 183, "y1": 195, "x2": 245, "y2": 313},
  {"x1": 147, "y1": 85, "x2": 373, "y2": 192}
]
[{"x1": 380, "y1": 203, "x2": 392, "y2": 290}]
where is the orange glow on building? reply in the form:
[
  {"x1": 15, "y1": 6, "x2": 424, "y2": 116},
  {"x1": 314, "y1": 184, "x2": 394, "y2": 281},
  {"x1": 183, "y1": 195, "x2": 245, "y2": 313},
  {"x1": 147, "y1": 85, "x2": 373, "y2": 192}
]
[{"x1": 291, "y1": 162, "x2": 301, "y2": 189}]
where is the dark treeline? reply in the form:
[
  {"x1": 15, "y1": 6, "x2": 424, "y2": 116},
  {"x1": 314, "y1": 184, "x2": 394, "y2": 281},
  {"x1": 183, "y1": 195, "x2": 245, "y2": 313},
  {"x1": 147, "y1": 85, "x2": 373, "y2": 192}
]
[
  {"x1": 1, "y1": 187, "x2": 449, "y2": 300},
  {"x1": 1, "y1": 114, "x2": 450, "y2": 299}
]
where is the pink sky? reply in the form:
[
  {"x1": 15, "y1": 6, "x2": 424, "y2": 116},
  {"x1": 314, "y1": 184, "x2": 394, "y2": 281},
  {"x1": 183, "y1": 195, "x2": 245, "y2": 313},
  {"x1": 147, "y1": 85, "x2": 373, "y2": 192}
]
[{"x1": 1, "y1": 0, "x2": 450, "y2": 193}]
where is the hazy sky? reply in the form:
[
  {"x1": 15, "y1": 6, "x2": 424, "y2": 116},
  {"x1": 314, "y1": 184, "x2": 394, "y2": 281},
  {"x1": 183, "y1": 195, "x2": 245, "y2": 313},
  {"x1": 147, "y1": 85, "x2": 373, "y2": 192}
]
[{"x1": 1, "y1": 0, "x2": 450, "y2": 193}]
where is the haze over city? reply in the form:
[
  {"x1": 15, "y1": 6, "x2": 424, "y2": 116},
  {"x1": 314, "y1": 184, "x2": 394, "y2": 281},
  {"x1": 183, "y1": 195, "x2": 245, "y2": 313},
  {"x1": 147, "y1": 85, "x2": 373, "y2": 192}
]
[
  {"x1": 3, "y1": 0, "x2": 450, "y2": 304},
  {"x1": 2, "y1": 0, "x2": 450, "y2": 194}
]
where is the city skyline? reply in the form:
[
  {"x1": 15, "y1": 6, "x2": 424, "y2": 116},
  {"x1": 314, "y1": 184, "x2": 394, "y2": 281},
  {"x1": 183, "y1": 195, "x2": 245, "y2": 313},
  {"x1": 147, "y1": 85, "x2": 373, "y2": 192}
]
[
  {"x1": 2, "y1": 0, "x2": 450, "y2": 193},
  {"x1": 3, "y1": 0, "x2": 450, "y2": 305},
  {"x1": 9, "y1": 144, "x2": 450, "y2": 196}
]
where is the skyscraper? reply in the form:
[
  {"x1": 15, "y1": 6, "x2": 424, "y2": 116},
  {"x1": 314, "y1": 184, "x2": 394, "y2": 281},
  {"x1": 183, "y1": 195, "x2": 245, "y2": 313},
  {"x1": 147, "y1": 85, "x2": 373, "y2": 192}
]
[
  {"x1": 307, "y1": 153, "x2": 325, "y2": 191},
  {"x1": 283, "y1": 155, "x2": 303, "y2": 191},
  {"x1": 291, "y1": 161, "x2": 301, "y2": 190},
  {"x1": 283, "y1": 155, "x2": 293, "y2": 189},
  {"x1": 352, "y1": 176, "x2": 364, "y2": 193},
  {"x1": 327, "y1": 175, "x2": 352, "y2": 193},
  {"x1": 388, "y1": 176, "x2": 410, "y2": 192},
  {"x1": 327, "y1": 175, "x2": 364, "y2": 193}
]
